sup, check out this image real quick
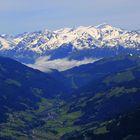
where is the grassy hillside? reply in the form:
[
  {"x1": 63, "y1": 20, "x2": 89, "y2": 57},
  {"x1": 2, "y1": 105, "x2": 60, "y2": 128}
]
[
  {"x1": 0, "y1": 55, "x2": 140, "y2": 140},
  {"x1": 62, "y1": 55, "x2": 140, "y2": 91},
  {"x1": 0, "y1": 57, "x2": 66, "y2": 122}
]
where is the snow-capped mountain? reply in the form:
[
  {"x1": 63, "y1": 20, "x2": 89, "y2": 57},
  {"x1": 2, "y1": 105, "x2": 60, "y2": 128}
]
[
  {"x1": 1, "y1": 23, "x2": 140, "y2": 52},
  {"x1": 0, "y1": 23, "x2": 140, "y2": 71}
]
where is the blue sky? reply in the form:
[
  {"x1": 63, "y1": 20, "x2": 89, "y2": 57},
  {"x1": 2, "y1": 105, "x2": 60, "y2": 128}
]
[{"x1": 0, "y1": 0, "x2": 140, "y2": 34}]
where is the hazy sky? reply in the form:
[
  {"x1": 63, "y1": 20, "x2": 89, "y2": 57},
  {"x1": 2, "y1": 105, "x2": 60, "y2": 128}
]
[{"x1": 0, "y1": 0, "x2": 140, "y2": 34}]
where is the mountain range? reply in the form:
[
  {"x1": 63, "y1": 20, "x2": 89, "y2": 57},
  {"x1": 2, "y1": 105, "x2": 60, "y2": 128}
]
[
  {"x1": 0, "y1": 55, "x2": 140, "y2": 140},
  {"x1": 0, "y1": 24, "x2": 140, "y2": 140},
  {"x1": 0, "y1": 23, "x2": 140, "y2": 71}
]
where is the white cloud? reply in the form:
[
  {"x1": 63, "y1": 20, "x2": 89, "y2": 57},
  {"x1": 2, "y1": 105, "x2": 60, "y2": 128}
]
[{"x1": 27, "y1": 56, "x2": 97, "y2": 72}]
